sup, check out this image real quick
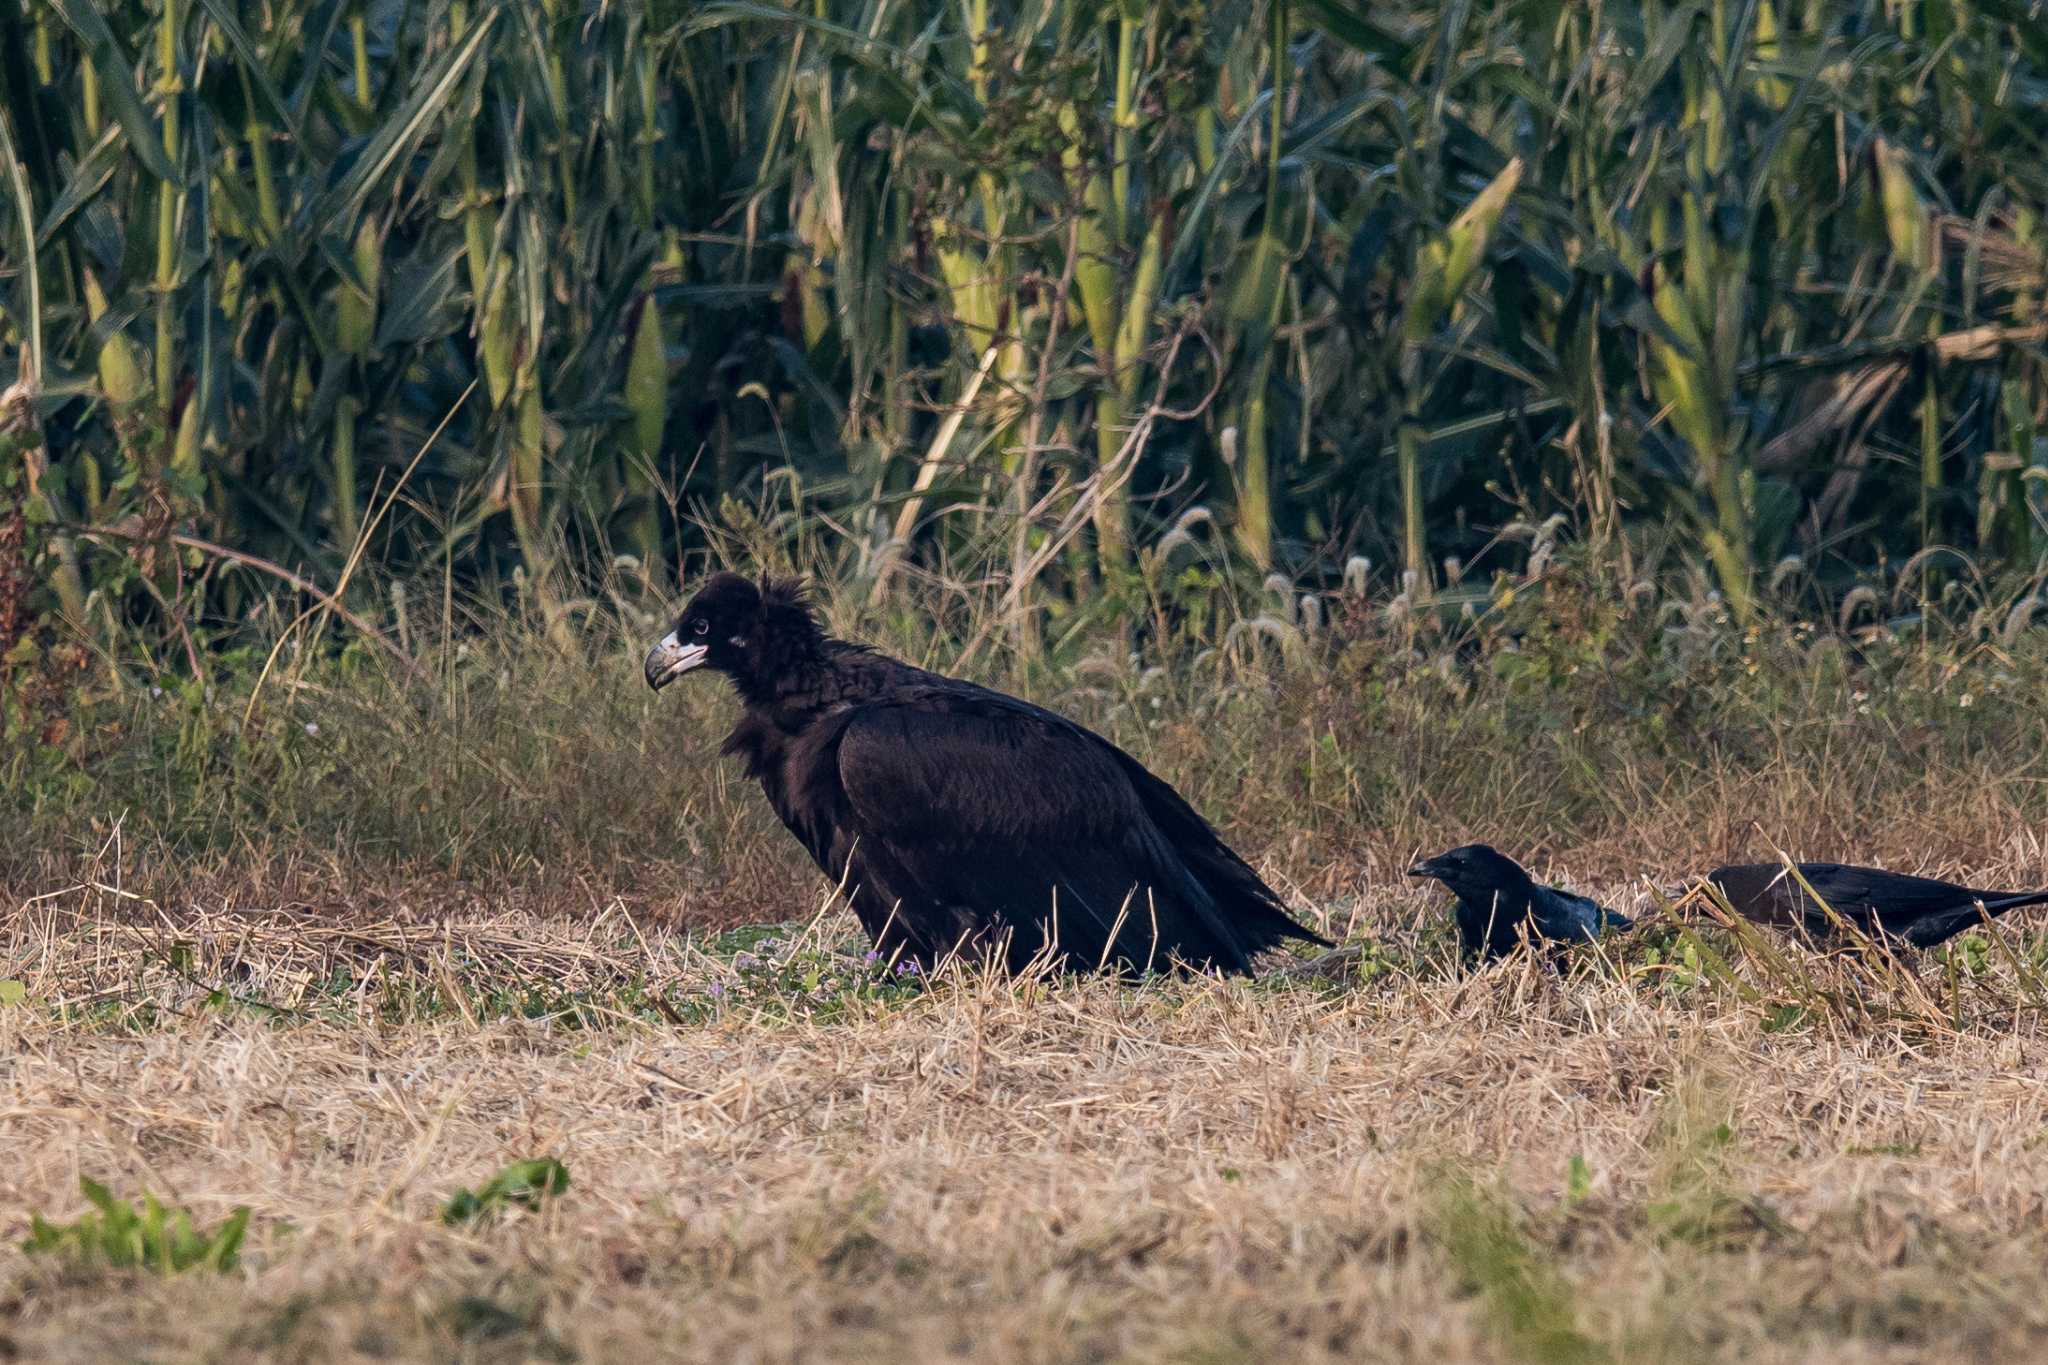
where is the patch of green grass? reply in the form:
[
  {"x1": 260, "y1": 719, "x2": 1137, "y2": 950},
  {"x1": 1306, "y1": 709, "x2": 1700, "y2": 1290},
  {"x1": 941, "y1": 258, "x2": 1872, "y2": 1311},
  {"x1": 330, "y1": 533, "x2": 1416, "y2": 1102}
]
[
  {"x1": 1761, "y1": 1004, "x2": 1813, "y2": 1034},
  {"x1": 1428, "y1": 1169, "x2": 1608, "y2": 1365},
  {"x1": 24, "y1": 1178, "x2": 249, "y2": 1275},
  {"x1": 1563, "y1": 1155, "x2": 1594, "y2": 1206},
  {"x1": 1646, "y1": 1074, "x2": 1793, "y2": 1251},
  {"x1": 699, "y1": 927, "x2": 934, "y2": 1024},
  {"x1": 442, "y1": 1159, "x2": 571, "y2": 1227}
]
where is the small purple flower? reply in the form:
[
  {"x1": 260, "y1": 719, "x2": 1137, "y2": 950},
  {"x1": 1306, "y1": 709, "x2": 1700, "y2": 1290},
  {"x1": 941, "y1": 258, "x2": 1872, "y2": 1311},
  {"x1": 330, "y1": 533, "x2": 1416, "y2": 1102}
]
[
  {"x1": 707, "y1": 981, "x2": 726, "y2": 999},
  {"x1": 894, "y1": 960, "x2": 921, "y2": 978},
  {"x1": 863, "y1": 950, "x2": 881, "y2": 965},
  {"x1": 759, "y1": 937, "x2": 779, "y2": 950},
  {"x1": 734, "y1": 953, "x2": 756, "y2": 970}
]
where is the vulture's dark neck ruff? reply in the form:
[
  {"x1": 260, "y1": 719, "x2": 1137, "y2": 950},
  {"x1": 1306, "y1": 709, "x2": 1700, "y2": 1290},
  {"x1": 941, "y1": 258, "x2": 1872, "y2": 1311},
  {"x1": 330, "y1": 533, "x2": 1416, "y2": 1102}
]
[
  {"x1": 722, "y1": 594, "x2": 831, "y2": 711},
  {"x1": 645, "y1": 572, "x2": 1329, "y2": 975}
]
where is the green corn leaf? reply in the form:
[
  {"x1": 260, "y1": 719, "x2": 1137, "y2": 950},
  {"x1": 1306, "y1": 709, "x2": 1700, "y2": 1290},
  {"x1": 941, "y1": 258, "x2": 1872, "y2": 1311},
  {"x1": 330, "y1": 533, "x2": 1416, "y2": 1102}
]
[
  {"x1": 33, "y1": 124, "x2": 124, "y2": 249},
  {"x1": 1161, "y1": 91, "x2": 1271, "y2": 290},
  {"x1": 323, "y1": 9, "x2": 499, "y2": 236},
  {"x1": 191, "y1": 0, "x2": 294, "y2": 136},
  {"x1": 1227, "y1": 230, "x2": 1289, "y2": 331},
  {"x1": 286, "y1": 0, "x2": 352, "y2": 118},
  {"x1": 1293, "y1": 0, "x2": 1418, "y2": 69},
  {"x1": 675, "y1": 3, "x2": 981, "y2": 121},
  {"x1": 375, "y1": 243, "x2": 468, "y2": 349},
  {"x1": 1283, "y1": 91, "x2": 1396, "y2": 163},
  {"x1": 46, "y1": 0, "x2": 179, "y2": 183}
]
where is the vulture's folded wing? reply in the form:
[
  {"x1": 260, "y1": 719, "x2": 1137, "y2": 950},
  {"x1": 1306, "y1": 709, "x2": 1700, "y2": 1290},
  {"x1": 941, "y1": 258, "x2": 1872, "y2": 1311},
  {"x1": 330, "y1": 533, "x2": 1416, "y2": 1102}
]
[
  {"x1": 835, "y1": 695, "x2": 1146, "y2": 846},
  {"x1": 831, "y1": 693, "x2": 1309, "y2": 969}
]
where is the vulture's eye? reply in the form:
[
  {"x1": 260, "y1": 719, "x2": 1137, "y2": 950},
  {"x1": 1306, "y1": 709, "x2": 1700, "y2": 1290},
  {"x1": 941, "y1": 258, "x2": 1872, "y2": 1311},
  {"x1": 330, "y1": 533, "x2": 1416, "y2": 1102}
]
[{"x1": 691, "y1": 618, "x2": 711, "y2": 636}]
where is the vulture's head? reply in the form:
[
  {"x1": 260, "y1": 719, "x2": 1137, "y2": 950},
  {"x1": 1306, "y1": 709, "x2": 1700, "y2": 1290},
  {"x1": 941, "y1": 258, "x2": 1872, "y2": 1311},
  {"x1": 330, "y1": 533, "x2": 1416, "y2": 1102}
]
[
  {"x1": 643, "y1": 572, "x2": 821, "y2": 694},
  {"x1": 1409, "y1": 843, "x2": 1533, "y2": 901}
]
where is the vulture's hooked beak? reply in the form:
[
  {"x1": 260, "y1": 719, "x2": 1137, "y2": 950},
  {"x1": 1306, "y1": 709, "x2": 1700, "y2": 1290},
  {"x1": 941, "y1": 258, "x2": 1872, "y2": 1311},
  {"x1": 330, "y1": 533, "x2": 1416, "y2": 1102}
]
[{"x1": 643, "y1": 631, "x2": 709, "y2": 691}]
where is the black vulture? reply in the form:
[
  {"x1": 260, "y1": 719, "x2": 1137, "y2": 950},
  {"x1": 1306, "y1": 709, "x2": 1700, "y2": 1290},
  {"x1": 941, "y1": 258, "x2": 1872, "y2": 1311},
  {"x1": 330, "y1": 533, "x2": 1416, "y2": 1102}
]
[
  {"x1": 1707, "y1": 862, "x2": 2048, "y2": 949},
  {"x1": 1409, "y1": 844, "x2": 1633, "y2": 961},
  {"x1": 643, "y1": 573, "x2": 1329, "y2": 974}
]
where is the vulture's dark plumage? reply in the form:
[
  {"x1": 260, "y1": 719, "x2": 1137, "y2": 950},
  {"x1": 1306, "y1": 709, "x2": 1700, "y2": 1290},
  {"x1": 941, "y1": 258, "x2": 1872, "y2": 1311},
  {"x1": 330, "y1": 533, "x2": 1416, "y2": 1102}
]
[
  {"x1": 644, "y1": 573, "x2": 1328, "y2": 974},
  {"x1": 1708, "y1": 862, "x2": 2048, "y2": 949}
]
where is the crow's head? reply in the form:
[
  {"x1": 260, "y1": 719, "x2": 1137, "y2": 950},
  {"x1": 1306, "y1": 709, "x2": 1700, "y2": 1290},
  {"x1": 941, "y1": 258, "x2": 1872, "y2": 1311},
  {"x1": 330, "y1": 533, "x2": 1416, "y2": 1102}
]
[
  {"x1": 644, "y1": 572, "x2": 822, "y2": 697},
  {"x1": 1409, "y1": 843, "x2": 1533, "y2": 902}
]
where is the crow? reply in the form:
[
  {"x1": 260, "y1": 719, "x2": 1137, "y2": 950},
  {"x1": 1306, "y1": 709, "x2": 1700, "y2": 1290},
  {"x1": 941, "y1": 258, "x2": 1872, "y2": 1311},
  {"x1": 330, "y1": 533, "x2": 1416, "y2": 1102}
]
[
  {"x1": 1409, "y1": 843, "x2": 1634, "y2": 961},
  {"x1": 643, "y1": 573, "x2": 1329, "y2": 974},
  {"x1": 1706, "y1": 861, "x2": 2048, "y2": 949}
]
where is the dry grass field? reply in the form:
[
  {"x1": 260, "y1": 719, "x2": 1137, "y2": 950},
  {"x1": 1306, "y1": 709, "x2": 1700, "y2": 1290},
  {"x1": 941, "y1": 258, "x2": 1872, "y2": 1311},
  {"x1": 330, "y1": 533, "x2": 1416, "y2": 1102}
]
[
  {"x1": 10, "y1": 0, "x2": 2048, "y2": 1346},
  {"x1": 6, "y1": 580, "x2": 2048, "y2": 1362},
  {"x1": 10, "y1": 874, "x2": 2048, "y2": 1364}
]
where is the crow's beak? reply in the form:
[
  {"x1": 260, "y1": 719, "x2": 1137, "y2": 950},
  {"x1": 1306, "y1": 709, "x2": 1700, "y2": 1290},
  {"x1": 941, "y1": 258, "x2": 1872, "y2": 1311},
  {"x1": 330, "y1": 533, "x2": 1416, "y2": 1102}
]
[
  {"x1": 1409, "y1": 858, "x2": 1447, "y2": 880},
  {"x1": 643, "y1": 631, "x2": 709, "y2": 691}
]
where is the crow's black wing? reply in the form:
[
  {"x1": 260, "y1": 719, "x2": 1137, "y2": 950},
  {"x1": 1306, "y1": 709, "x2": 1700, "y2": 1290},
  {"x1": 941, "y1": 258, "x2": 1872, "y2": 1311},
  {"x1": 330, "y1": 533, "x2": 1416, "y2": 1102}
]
[
  {"x1": 830, "y1": 689, "x2": 1315, "y2": 971},
  {"x1": 1530, "y1": 886, "x2": 1629, "y2": 942},
  {"x1": 1794, "y1": 863, "x2": 2000, "y2": 919},
  {"x1": 1713, "y1": 862, "x2": 2044, "y2": 947}
]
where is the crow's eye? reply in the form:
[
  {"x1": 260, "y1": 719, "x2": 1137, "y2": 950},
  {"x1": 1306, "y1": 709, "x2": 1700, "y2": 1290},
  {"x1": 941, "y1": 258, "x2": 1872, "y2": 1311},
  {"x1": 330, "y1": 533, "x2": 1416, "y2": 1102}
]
[{"x1": 692, "y1": 618, "x2": 711, "y2": 636}]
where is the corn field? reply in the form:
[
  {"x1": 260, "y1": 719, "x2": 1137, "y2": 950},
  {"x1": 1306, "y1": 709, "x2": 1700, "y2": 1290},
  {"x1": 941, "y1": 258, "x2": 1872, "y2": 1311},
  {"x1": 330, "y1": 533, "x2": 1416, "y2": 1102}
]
[{"x1": 2, "y1": 0, "x2": 2047, "y2": 657}]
